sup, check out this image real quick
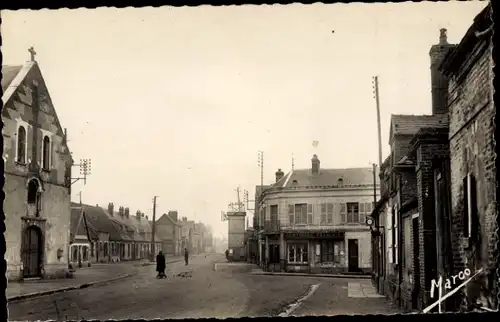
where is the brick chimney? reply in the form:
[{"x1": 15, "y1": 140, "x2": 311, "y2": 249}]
[
  {"x1": 429, "y1": 28, "x2": 456, "y2": 115},
  {"x1": 118, "y1": 206, "x2": 124, "y2": 216},
  {"x1": 311, "y1": 154, "x2": 320, "y2": 175},
  {"x1": 136, "y1": 210, "x2": 141, "y2": 220},
  {"x1": 108, "y1": 202, "x2": 114, "y2": 215},
  {"x1": 124, "y1": 207, "x2": 130, "y2": 218},
  {"x1": 275, "y1": 169, "x2": 285, "y2": 182},
  {"x1": 168, "y1": 210, "x2": 178, "y2": 222}
]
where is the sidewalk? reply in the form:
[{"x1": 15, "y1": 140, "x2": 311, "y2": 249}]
[
  {"x1": 7, "y1": 255, "x2": 209, "y2": 302},
  {"x1": 251, "y1": 268, "x2": 371, "y2": 279},
  {"x1": 7, "y1": 261, "x2": 140, "y2": 302}
]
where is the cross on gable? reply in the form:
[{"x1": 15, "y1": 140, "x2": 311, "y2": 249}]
[{"x1": 28, "y1": 46, "x2": 37, "y2": 61}]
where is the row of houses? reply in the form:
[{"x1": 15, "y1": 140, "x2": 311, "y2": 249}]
[
  {"x1": 70, "y1": 203, "x2": 214, "y2": 268},
  {"x1": 1, "y1": 50, "x2": 215, "y2": 280},
  {"x1": 369, "y1": 4, "x2": 495, "y2": 313},
  {"x1": 246, "y1": 156, "x2": 379, "y2": 274}
]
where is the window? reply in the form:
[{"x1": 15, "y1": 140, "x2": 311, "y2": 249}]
[
  {"x1": 288, "y1": 243, "x2": 308, "y2": 264},
  {"x1": 90, "y1": 242, "x2": 94, "y2": 257},
  {"x1": 17, "y1": 125, "x2": 27, "y2": 164},
  {"x1": 327, "y1": 203, "x2": 334, "y2": 224},
  {"x1": 104, "y1": 243, "x2": 108, "y2": 257},
  {"x1": 463, "y1": 173, "x2": 478, "y2": 239},
  {"x1": 340, "y1": 203, "x2": 347, "y2": 223},
  {"x1": 307, "y1": 204, "x2": 313, "y2": 224},
  {"x1": 320, "y1": 203, "x2": 327, "y2": 224},
  {"x1": 294, "y1": 204, "x2": 307, "y2": 225},
  {"x1": 42, "y1": 135, "x2": 51, "y2": 170},
  {"x1": 347, "y1": 203, "x2": 359, "y2": 223},
  {"x1": 27, "y1": 179, "x2": 39, "y2": 204},
  {"x1": 288, "y1": 204, "x2": 295, "y2": 225},
  {"x1": 270, "y1": 205, "x2": 279, "y2": 228}
]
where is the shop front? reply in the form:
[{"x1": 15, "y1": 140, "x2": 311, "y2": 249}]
[{"x1": 284, "y1": 230, "x2": 346, "y2": 274}]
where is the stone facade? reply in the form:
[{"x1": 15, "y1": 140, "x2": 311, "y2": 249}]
[
  {"x1": 258, "y1": 156, "x2": 379, "y2": 274},
  {"x1": 3, "y1": 62, "x2": 73, "y2": 281}
]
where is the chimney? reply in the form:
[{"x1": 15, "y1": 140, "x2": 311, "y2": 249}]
[
  {"x1": 124, "y1": 207, "x2": 130, "y2": 218},
  {"x1": 183, "y1": 217, "x2": 187, "y2": 222},
  {"x1": 311, "y1": 154, "x2": 320, "y2": 175},
  {"x1": 136, "y1": 210, "x2": 141, "y2": 220},
  {"x1": 118, "y1": 206, "x2": 124, "y2": 216},
  {"x1": 429, "y1": 28, "x2": 456, "y2": 115},
  {"x1": 108, "y1": 203, "x2": 114, "y2": 215},
  {"x1": 275, "y1": 169, "x2": 285, "y2": 182},
  {"x1": 168, "y1": 210, "x2": 178, "y2": 222}
]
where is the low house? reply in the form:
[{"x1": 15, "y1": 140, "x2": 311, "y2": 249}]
[
  {"x1": 180, "y1": 217, "x2": 195, "y2": 252},
  {"x1": 156, "y1": 211, "x2": 182, "y2": 256},
  {"x1": 70, "y1": 203, "x2": 98, "y2": 269}
]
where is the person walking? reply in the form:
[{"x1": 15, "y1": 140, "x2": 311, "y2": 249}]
[
  {"x1": 156, "y1": 251, "x2": 166, "y2": 279},
  {"x1": 184, "y1": 247, "x2": 189, "y2": 265}
]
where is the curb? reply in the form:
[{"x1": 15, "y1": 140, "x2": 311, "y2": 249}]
[
  {"x1": 252, "y1": 272, "x2": 372, "y2": 279},
  {"x1": 7, "y1": 272, "x2": 135, "y2": 302}
]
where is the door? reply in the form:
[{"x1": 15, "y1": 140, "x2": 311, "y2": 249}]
[
  {"x1": 348, "y1": 239, "x2": 359, "y2": 272},
  {"x1": 412, "y1": 217, "x2": 420, "y2": 310},
  {"x1": 22, "y1": 226, "x2": 42, "y2": 278}
]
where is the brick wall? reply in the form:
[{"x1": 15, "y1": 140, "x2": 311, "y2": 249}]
[
  {"x1": 415, "y1": 140, "x2": 449, "y2": 308},
  {"x1": 448, "y1": 39, "x2": 496, "y2": 309},
  {"x1": 400, "y1": 171, "x2": 417, "y2": 206}
]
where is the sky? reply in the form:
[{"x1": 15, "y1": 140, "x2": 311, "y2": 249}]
[{"x1": 2, "y1": 1, "x2": 488, "y2": 237}]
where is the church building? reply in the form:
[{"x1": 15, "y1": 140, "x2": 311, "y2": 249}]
[{"x1": 2, "y1": 48, "x2": 74, "y2": 280}]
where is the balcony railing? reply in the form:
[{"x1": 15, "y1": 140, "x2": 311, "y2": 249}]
[{"x1": 264, "y1": 221, "x2": 281, "y2": 232}]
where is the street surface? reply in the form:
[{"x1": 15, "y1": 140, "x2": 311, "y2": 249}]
[{"x1": 8, "y1": 254, "x2": 400, "y2": 320}]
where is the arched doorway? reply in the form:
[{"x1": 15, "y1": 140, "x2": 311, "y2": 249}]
[{"x1": 22, "y1": 226, "x2": 42, "y2": 278}]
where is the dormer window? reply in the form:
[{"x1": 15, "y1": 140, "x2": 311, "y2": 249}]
[
  {"x1": 42, "y1": 135, "x2": 52, "y2": 170},
  {"x1": 292, "y1": 180, "x2": 298, "y2": 185},
  {"x1": 17, "y1": 125, "x2": 27, "y2": 164},
  {"x1": 337, "y1": 178, "x2": 344, "y2": 186}
]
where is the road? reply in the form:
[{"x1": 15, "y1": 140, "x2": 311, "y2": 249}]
[{"x1": 7, "y1": 254, "x2": 400, "y2": 320}]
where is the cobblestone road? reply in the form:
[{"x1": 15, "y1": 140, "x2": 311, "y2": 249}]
[{"x1": 7, "y1": 255, "x2": 400, "y2": 320}]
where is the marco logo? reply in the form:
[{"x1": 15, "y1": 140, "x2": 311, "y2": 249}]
[{"x1": 423, "y1": 268, "x2": 484, "y2": 313}]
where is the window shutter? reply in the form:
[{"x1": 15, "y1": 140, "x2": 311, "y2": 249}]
[
  {"x1": 340, "y1": 203, "x2": 346, "y2": 223},
  {"x1": 327, "y1": 203, "x2": 334, "y2": 224},
  {"x1": 288, "y1": 204, "x2": 294, "y2": 226},
  {"x1": 463, "y1": 175, "x2": 470, "y2": 238},
  {"x1": 307, "y1": 204, "x2": 313, "y2": 224}
]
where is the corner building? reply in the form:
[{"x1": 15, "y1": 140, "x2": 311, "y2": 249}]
[{"x1": 258, "y1": 155, "x2": 379, "y2": 274}]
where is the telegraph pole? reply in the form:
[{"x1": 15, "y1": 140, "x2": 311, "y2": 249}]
[
  {"x1": 150, "y1": 196, "x2": 158, "y2": 261},
  {"x1": 257, "y1": 151, "x2": 264, "y2": 188},
  {"x1": 373, "y1": 76, "x2": 383, "y2": 166},
  {"x1": 291, "y1": 153, "x2": 295, "y2": 171}
]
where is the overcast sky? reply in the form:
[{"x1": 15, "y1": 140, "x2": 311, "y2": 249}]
[{"x1": 2, "y1": 1, "x2": 487, "y2": 237}]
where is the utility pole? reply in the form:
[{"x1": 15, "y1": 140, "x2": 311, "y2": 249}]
[
  {"x1": 373, "y1": 76, "x2": 383, "y2": 166},
  {"x1": 257, "y1": 151, "x2": 264, "y2": 188},
  {"x1": 235, "y1": 186, "x2": 242, "y2": 211},
  {"x1": 150, "y1": 196, "x2": 158, "y2": 261},
  {"x1": 291, "y1": 153, "x2": 295, "y2": 171}
]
